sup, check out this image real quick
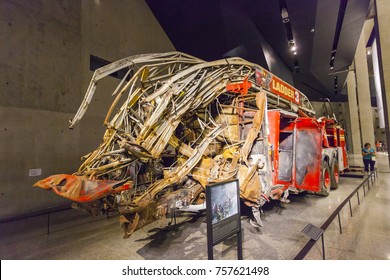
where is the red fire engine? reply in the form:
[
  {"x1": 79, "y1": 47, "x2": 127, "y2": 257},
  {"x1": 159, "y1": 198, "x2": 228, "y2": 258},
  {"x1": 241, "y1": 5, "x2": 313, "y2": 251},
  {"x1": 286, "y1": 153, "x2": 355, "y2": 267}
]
[{"x1": 255, "y1": 68, "x2": 349, "y2": 200}]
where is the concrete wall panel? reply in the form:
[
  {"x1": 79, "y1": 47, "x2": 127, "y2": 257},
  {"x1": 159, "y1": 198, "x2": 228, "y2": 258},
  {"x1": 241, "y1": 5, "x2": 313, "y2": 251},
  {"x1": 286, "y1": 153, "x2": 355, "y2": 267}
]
[
  {"x1": 0, "y1": 106, "x2": 80, "y2": 218},
  {"x1": 0, "y1": 0, "x2": 175, "y2": 219},
  {"x1": 0, "y1": 0, "x2": 82, "y2": 113},
  {"x1": 82, "y1": 0, "x2": 175, "y2": 57}
]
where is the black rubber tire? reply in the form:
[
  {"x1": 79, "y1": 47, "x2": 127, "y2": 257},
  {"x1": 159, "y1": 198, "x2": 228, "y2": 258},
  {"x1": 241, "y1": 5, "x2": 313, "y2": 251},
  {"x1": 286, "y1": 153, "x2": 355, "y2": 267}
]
[
  {"x1": 330, "y1": 159, "x2": 339, "y2": 190},
  {"x1": 318, "y1": 161, "x2": 331, "y2": 196}
]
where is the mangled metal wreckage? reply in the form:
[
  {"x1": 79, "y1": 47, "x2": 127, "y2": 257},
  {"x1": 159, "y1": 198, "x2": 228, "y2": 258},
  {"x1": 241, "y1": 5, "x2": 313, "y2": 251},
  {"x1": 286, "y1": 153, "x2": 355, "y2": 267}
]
[{"x1": 34, "y1": 52, "x2": 316, "y2": 238}]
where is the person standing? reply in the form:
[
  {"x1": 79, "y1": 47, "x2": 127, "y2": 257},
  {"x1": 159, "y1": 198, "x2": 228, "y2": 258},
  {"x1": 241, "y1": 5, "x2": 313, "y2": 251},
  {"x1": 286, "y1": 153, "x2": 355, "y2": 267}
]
[{"x1": 362, "y1": 143, "x2": 376, "y2": 176}]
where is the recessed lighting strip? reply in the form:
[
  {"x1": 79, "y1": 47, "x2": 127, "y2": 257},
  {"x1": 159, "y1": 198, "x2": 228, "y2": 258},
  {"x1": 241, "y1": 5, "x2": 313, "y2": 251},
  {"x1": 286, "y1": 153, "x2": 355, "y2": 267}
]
[{"x1": 330, "y1": 0, "x2": 349, "y2": 70}]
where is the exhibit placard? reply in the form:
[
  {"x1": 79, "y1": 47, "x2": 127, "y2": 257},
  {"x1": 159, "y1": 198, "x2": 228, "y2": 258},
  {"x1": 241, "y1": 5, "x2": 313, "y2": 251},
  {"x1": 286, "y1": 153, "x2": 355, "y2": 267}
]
[
  {"x1": 301, "y1": 223, "x2": 324, "y2": 241},
  {"x1": 206, "y1": 179, "x2": 242, "y2": 260}
]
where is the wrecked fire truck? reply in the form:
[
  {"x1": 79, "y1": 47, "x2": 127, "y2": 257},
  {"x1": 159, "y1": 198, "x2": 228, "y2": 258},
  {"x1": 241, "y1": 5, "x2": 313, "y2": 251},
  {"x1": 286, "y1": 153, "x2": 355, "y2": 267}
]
[{"x1": 34, "y1": 52, "x2": 348, "y2": 238}]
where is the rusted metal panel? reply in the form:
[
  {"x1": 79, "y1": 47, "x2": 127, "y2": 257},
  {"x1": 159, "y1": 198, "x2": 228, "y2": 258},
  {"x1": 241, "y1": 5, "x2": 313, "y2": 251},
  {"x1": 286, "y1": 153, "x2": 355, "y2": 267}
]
[{"x1": 34, "y1": 174, "x2": 131, "y2": 202}]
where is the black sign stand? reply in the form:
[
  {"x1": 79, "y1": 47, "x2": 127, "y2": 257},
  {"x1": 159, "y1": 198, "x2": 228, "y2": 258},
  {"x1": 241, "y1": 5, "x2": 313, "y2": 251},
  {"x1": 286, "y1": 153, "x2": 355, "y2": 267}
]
[
  {"x1": 206, "y1": 180, "x2": 243, "y2": 260},
  {"x1": 301, "y1": 223, "x2": 325, "y2": 259},
  {"x1": 207, "y1": 228, "x2": 243, "y2": 260}
]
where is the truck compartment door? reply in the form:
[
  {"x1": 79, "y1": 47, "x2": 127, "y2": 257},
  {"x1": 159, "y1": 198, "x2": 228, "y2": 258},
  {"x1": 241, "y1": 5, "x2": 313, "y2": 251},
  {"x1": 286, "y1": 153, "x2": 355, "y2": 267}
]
[
  {"x1": 278, "y1": 133, "x2": 294, "y2": 182},
  {"x1": 294, "y1": 118, "x2": 322, "y2": 192}
]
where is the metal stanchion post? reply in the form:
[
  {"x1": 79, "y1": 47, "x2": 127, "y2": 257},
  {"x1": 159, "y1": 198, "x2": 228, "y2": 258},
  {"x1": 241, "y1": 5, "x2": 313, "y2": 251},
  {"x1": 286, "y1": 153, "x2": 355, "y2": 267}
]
[
  {"x1": 321, "y1": 234, "x2": 325, "y2": 260},
  {"x1": 337, "y1": 213, "x2": 342, "y2": 234},
  {"x1": 47, "y1": 213, "x2": 50, "y2": 235},
  {"x1": 357, "y1": 190, "x2": 360, "y2": 205},
  {"x1": 348, "y1": 200, "x2": 353, "y2": 217},
  {"x1": 237, "y1": 231, "x2": 243, "y2": 260}
]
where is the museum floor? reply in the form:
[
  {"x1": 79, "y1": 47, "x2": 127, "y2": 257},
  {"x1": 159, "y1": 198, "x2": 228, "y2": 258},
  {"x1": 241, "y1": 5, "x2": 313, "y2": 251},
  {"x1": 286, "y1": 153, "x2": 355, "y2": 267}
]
[{"x1": 1, "y1": 153, "x2": 390, "y2": 260}]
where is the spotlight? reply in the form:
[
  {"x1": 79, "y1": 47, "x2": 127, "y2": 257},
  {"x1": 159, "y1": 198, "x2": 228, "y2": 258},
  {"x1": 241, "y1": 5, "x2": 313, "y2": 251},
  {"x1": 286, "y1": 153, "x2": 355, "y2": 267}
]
[
  {"x1": 367, "y1": 50, "x2": 371, "y2": 55},
  {"x1": 330, "y1": 65, "x2": 334, "y2": 70},
  {"x1": 281, "y1": 8, "x2": 289, "y2": 23},
  {"x1": 293, "y1": 51, "x2": 297, "y2": 55},
  {"x1": 288, "y1": 40, "x2": 296, "y2": 51}
]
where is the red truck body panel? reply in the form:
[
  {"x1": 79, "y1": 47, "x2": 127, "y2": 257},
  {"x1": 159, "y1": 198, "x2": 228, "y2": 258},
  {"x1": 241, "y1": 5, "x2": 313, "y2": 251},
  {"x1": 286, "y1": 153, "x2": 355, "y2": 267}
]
[{"x1": 268, "y1": 109, "x2": 349, "y2": 195}]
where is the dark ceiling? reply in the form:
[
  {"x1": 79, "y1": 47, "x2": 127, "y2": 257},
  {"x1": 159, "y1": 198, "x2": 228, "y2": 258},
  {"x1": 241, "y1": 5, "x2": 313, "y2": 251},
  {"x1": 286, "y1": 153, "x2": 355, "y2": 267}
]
[{"x1": 146, "y1": 0, "x2": 372, "y2": 102}]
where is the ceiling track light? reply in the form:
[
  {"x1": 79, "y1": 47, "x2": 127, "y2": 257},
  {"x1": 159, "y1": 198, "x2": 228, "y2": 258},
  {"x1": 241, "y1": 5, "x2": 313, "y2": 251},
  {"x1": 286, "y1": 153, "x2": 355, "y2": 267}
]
[
  {"x1": 329, "y1": 49, "x2": 337, "y2": 67},
  {"x1": 280, "y1": 3, "x2": 299, "y2": 72},
  {"x1": 329, "y1": 0, "x2": 348, "y2": 77},
  {"x1": 288, "y1": 40, "x2": 296, "y2": 52},
  {"x1": 281, "y1": 7, "x2": 289, "y2": 23},
  {"x1": 330, "y1": 58, "x2": 335, "y2": 70}
]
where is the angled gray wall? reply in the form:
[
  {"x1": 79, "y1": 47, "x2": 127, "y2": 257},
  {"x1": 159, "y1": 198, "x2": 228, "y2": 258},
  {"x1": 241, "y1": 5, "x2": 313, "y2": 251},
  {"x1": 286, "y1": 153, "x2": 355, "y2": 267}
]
[{"x1": 0, "y1": 0, "x2": 174, "y2": 219}]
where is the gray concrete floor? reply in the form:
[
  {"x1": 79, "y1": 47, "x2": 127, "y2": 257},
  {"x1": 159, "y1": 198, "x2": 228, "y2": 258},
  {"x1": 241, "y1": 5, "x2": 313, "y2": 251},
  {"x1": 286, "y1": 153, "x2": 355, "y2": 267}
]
[{"x1": 1, "y1": 153, "x2": 389, "y2": 260}]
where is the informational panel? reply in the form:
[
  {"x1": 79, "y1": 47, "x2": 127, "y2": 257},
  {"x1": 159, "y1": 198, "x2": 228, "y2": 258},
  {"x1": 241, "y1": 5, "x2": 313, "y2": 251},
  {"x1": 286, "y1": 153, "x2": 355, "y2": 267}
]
[
  {"x1": 206, "y1": 179, "x2": 242, "y2": 259},
  {"x1": 301, "y1": 223, "x2": 324, "y2": 241}
]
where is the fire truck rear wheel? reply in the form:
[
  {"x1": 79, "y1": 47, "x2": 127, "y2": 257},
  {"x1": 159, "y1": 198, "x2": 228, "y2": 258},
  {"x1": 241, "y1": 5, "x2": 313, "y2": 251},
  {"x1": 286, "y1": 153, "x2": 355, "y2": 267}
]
[
  {"x1": 330, "y1": 159, "x2": 339, "y2": 190},
  {"x1": 318, "y1": 161, "x2": 331, "y2": 196}
]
